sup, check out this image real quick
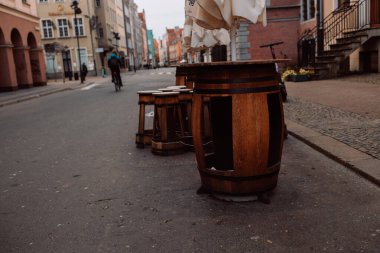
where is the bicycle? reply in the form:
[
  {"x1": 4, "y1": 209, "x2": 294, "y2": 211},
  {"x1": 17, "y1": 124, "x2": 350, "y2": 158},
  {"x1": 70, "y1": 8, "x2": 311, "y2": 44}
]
[
  {"x1": 260, "y1": 41, "x2": 288, "y2": 139},
  {"x1": 260, "y1": 41, "x2": 288, "y2": 102},
  {"x1": 112, "y1": 71, "x2": 122, "y2": 92}
]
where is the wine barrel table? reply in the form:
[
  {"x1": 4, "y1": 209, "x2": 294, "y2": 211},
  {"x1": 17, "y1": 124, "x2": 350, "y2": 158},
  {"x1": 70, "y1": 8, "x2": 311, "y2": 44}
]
[
  {"x1": 175, "y1": 65, "x2": 187, "y2": 86},
  {"x1": 187, "y1": 60, "x2": 286, "y2": 195},
  {"x1": 151, "y1": 91, "x2": 185, "y2": 155},
  {"x1": 135, "y1": 90, "x2": 159, "y2": 148},
  {"x1": 175, "y1": 65, "x2": 200, "y2": 89}
]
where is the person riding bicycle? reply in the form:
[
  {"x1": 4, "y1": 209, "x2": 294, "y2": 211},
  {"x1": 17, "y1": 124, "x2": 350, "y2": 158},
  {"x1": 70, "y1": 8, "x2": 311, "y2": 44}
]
[{"x1": 107, "y1": 49, "x2": 123, "y2": 86}]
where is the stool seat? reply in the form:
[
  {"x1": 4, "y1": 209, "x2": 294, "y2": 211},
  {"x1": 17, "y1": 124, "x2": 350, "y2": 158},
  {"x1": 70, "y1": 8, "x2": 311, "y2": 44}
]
[
  {"x1": 167, "y1": 85, "x2": 187, "y2": 89},
  {"x1": 157, "y1": 88, "x2": 177, "y2": 92}
]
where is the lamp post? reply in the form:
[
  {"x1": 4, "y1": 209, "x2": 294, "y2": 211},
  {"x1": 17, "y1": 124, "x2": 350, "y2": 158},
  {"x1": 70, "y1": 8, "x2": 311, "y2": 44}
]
[
  {"x1": 85, "y1": 15, "x2": 98, "y2": 76},
  {"x1": 112, "y1": 32, "x2": 120, "y2": 50},
  {"x1": 71, "y1": 1, "x2": 83, "y2": 83}
]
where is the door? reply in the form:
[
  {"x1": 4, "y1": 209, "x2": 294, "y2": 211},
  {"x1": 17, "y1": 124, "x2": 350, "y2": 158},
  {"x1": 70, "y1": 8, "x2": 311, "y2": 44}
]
[
  {"x1": 370, "y1": 0, "x2": 380, "y2": 27},
  {"x1": 62, "y1": 50, "x2": 72, "y2": 77}
]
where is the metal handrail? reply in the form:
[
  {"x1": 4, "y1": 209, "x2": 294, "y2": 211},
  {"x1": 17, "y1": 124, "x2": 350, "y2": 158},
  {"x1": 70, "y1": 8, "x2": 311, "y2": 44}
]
[{"x1": 299, "y1": 0, "x2": 370, "y2": 49}]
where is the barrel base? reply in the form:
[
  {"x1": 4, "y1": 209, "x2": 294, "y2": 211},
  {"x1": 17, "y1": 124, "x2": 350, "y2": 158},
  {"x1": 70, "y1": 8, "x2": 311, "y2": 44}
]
[
  {"x1": 151, "y1": 140, "x2": 185, "y2": 156},
  {"x1": 198, "y1": 166, "x2": 280, "y2": 195}
]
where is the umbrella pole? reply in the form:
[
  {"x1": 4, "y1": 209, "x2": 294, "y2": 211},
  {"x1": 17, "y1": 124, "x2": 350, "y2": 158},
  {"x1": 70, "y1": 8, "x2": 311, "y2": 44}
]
[{"x1": 231, "y1": 22, "x2": 237, "y2": 61}]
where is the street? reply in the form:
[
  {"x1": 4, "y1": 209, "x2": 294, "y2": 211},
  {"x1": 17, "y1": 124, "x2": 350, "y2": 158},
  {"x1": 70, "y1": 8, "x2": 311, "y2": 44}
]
[{"x1": 0, "y1": 69, "x2": 379, "y2": 253}]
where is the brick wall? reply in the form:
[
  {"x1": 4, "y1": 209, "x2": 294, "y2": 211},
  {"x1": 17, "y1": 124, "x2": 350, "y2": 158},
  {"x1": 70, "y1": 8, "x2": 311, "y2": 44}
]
[{"x1": 246, "y1": 1, "x2": 300, "y2": 68}]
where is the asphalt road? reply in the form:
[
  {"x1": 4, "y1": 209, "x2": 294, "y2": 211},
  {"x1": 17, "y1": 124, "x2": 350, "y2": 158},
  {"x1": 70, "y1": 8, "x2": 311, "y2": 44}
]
[{"x1": 0, "y1": 69, "x2": 379, "y2": 253}]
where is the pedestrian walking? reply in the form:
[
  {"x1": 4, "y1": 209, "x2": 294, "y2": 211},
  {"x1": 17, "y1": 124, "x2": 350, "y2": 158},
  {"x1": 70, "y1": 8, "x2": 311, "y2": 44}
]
[{"x1": 81, "y1": 63, "x2": 88, "y2": 82}]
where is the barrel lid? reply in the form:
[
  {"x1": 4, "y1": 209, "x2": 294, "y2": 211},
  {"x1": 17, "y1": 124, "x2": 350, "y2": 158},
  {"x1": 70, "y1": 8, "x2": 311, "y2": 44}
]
[{"x1": 172, "y1": 88, "x2": 192, "y2": 93}]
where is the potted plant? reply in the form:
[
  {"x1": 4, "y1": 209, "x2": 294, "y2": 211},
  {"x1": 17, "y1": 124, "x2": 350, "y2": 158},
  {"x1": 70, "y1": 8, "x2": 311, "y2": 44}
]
[{"x1": 282, "y1": 68, "x2": 314, "y2": 82}]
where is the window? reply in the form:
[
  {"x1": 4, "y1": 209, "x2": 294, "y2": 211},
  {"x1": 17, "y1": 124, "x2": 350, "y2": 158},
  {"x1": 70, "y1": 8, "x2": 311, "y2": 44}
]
[
  {"x1": 98, "y1": 27, "x2": 104, "y2": 38},
  {"x1": 302, "y1": 0, "x2": 315, "y2": 21},
  {"x1": 74, "y1": 17, "x2": 84, "y2": 36},
  {"x1": 57, "y1": 19, "x2": 69, "y2": 37},
  {"x1": 95, "y1": 0, "x2": 101, "y2": 8},
  {"x1": 338, "y1": 0, "x2": 350, "y2": 8},
  {"x1": 42, "y1": 20, "x2": 53, "y2": 38},
  {"x1": 266, "y1": 0, "x2": 270, "y2": 6},
  {"x1": 55, "y1": 0, "x2": 64, "y2": 2},
  {"x1": 39, "y1": 0, "x2": 48, "y2": 3}
]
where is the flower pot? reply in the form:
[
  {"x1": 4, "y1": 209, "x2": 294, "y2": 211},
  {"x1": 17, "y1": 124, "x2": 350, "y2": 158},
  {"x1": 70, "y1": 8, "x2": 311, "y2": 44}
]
[{"x1": 288, "y1": 74, "x2": 309, "y2": 82}]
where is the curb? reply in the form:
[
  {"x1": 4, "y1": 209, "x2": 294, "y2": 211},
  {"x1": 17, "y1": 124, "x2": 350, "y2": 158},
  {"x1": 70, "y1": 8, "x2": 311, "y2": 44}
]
[
  {"x1": 0, "y1": 82, "x2": 96, "y2": 108},
  {"x1": 286, "y1": 120, "x2": 380, "y2": 187}
]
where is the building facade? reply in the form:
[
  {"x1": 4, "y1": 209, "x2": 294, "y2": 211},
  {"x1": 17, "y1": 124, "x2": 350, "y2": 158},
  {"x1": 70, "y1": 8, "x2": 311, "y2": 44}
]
[
  {"x1": 158, "y1": 34, "x2": 169, "y2": 67},
  {"x1": 138, "y1": 11, "x2": 148, "y2": 67},
  {"x1": 128, "y1": 1, "x2": 143, "y2": 68},
  {"x1": 298, "y1": 0, "x2": 380, "y2": 76},
  {"x1": 0, "y1": 0, "x2": 46, "y2": 91},
  {"x1": 246, "y1": 0, "x2": 300, "y2": 68},
  {"x1": 167, "y1": 26, "x2": 183, "y2": 66},
  {"x1": 147, "y1": 29, "x2": 155, "y2": 67},
  {"x1": 36, "y1": 0, "x2": 101, "y2": 79},
  {"x1": 115, "y1": 0, "x2": 127, "y2": 67}
]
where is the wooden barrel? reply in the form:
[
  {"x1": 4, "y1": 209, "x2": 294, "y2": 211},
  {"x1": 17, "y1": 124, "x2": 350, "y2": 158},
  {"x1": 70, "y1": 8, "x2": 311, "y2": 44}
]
[
  {"x1": 175, "y1": 66, "x2": 187, "y2": 86},
  {"x1": 176, "y1": 64, "x2": 200, "y2": 89},
  {"x1": 188, "y1": 60, "x2": 285, "y2": 195}
]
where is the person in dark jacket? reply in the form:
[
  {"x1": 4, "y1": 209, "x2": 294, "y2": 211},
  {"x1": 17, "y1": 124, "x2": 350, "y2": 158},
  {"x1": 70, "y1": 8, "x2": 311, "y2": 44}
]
[
  {"x1": 107, "y1": 49, "x2": 123, "y2": 86},
  {"x1": 81, "y1": 63, "x2": 88, "y2": 82}
]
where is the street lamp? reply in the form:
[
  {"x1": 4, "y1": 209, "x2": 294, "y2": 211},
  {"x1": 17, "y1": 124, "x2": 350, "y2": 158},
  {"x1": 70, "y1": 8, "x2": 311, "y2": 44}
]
[
  {"x1": 71, "y1": 0, "x2": 83, "y2": 83},
  {"x1": 112, "y1": 32, "x2": 120, "y2": 50},
  {"x1": 85, "y1": 15, "x2": 98, "y2": 76}
]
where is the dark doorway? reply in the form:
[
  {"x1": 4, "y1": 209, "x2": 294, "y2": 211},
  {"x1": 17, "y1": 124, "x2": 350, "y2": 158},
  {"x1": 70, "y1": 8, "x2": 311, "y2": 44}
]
[
  {"x1": 370, "y1": 0, "x2": 380, "y2": 27},
  {"x1": 62, "y1": 50, "x2": 72, "y2": 77}
]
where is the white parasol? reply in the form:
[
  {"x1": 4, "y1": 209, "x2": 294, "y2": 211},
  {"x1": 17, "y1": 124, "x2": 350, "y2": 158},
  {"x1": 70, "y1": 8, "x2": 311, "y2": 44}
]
[
  {"x1": 183, "y1": 1, "x2": 230, "y2": 57},
  {"x1": 194, "y1": 0, "x2": 267, "y2": 61}
]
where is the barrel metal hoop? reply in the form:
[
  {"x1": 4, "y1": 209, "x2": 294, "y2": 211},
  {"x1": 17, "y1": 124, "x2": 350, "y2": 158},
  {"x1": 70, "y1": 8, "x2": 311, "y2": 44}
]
[
  {"x1": 194, "y1": 85, "x2": 280, "y2": 94},
  {"x1": 200, "y1": 169, "x2": 280, "y2": 181}
]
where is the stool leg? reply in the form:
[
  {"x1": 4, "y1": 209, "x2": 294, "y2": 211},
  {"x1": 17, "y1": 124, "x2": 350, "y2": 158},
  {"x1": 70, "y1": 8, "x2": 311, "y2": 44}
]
[
  {"x1": 177, "y1": 104, "x2": 185, "y2": 138},
  {"x1": 160, "y1": 107, "x2": 168, "y2": 142},
  {"x1": 153, "y1": 105, "x2": 159, "y2": 139},
  {"x1": 186, "y1": 102, "x2": 192, "y2": 135},
  {"x1": 138, "y1": 104, "x2": 146, "y2": 135}
]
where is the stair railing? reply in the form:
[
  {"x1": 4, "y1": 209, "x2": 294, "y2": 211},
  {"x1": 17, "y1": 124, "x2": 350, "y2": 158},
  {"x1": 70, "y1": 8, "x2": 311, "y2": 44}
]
[{"x1": 298, "y1": 0, "x2": 371, "y2": 67}]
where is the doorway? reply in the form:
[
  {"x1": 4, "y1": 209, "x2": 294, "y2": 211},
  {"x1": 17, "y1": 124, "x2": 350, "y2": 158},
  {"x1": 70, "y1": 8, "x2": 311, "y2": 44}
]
[{"x1": 62, "y1": 50, "x2": 72, "y2": 77}]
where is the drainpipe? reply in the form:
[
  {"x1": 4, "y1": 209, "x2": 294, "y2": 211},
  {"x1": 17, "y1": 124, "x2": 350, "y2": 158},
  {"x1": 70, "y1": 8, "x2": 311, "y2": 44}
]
[{"x1": 316, "y1": 0, "x2": 324, "y2": 57}]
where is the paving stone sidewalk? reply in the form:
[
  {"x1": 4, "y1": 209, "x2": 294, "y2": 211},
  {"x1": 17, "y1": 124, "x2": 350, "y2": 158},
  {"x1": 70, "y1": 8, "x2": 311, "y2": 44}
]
[
  {"x1": 283, "y1": 74, "x2": 380, "y2": 185},
  {"x1": 284, "y1": 97, "x2": 380, "y2": 160}
]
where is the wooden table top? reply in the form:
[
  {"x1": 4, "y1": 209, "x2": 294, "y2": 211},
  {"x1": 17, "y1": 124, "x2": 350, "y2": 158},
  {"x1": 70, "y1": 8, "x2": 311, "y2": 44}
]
[{"x1": 177, "y1": 59, "x2": 290, "y2": 68}]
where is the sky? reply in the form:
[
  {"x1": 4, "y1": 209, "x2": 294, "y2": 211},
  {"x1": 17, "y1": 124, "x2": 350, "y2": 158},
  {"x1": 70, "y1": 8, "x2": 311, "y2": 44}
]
[{"x1": 134, "y1": 0, "x2": 185, "y2": 39}]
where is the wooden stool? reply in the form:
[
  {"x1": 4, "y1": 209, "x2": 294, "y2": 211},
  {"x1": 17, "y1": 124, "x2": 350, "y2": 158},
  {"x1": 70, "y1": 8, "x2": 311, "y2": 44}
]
[
  {"x1": 135, "y1": 90, "x2": 158, "y2": 148},
  {"x1": 174, "y1": 89, "x2": 194, "y2": 150},
  {"x1": 152, "y1": 92, "x2": 185, "y2": 155}
]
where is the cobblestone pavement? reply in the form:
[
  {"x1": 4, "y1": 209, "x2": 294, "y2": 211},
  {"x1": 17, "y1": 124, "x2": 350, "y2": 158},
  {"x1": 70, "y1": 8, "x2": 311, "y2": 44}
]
[
  {"x1": 336, "y1": 73, "x2": 380, "y2": 84},
  {"x1": 284, "y1": 97, "x2": 380, "y2": 159}
]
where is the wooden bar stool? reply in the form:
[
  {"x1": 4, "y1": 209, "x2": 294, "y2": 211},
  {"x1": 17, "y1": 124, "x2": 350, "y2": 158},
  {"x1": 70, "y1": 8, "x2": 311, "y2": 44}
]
[
  {"x1": 173, "y1": 89, "x2": 194, "y2": 150},
  {"x1": 135, "y1": 90, "x2": 158, "y2": 148},
  {"x1": 151, "y1": 92, "x2": 185, "y2": 155}
]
